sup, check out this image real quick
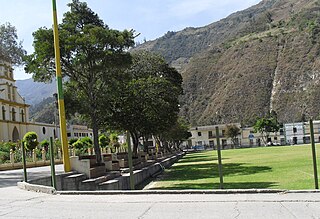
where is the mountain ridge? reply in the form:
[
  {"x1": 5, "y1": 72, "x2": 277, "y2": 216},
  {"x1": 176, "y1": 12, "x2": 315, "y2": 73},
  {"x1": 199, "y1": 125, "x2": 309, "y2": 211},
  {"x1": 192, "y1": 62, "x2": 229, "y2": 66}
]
[{"x1": 134, "y1": 0, "x2": 320, "y2": 126}]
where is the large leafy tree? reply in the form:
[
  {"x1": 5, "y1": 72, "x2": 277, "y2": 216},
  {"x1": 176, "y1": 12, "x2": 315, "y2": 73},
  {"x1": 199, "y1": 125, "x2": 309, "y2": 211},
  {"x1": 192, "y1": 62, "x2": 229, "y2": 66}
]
[
  {"x1": 108, "y1": 51, "x2": 183, "y2": 155},
  {"x1": 253, "y1": 112, "x2": 280, "y2": 146},
  {"x1": 225, "y1": 124, "x2": 240, "y2": 148},
  {"x1": 0, "y1": 23, "x2": 26, "y2": 65},
  {"x1": 160, "y1": 117, "x2": 191, "y2": 151},
  {"x1": 24, "y1": 0, "x2": 135, "y2": 163}
]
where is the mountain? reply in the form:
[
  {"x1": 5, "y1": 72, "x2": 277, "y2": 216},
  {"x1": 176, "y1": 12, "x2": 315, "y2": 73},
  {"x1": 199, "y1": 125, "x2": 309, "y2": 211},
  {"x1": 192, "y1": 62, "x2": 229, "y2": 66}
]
[
  {"x1": 134, "y1": 0, "x2": 320, "y2": 126},
  {"x1": 16, "y1": 78, "x2": 56, "y2": 105}
]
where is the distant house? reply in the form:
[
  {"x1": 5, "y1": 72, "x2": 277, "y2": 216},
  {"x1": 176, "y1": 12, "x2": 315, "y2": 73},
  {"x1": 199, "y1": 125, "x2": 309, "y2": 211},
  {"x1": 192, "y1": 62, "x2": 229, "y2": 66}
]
[
  {"x1": 188, "y1": 123, "x2": 287, "y2": 148},
  {"x1": 284, "y1": 121, "x2": 320, "y2": 145},
  {"x1": 189, "y1": 123, "x2": 241, "y2": 149}
]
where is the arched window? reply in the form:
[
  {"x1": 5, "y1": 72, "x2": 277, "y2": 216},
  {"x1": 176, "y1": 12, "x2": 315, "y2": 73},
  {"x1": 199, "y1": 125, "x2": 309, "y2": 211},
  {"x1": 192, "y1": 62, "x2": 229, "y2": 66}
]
[
  {"x1": 20, "y1": 109, "x2": 25, "y2": 122},
  {"x1": 7, "y1": 85, "x2": 11, "y2": 100},
  {"x1": 11, "y1": 108, "x2": 16, "y2": 121},
  {"x1": 2, "y1": 106, "x2": 5, "y2": 120},
  {"x1": 42, "y1": 127, "x2": 46, "y2": 134}
]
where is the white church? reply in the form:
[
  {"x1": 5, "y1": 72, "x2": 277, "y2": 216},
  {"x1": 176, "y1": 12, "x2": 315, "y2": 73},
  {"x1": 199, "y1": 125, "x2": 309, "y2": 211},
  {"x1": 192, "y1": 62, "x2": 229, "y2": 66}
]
[{"x1": 0, "y1": 59, "x2": 92, "y2": 142}]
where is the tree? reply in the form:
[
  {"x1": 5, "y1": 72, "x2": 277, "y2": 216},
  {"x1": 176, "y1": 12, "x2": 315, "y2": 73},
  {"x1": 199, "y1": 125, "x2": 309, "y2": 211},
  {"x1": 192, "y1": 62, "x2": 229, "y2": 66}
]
[
  {"x1": 253, "y1": 113, "x2": 280, "y2": 146},
  {"x1": 23, "y1": 132, "x2": 39, "y2": 151},
  {"x1": 99, "y1": 134, "x2": 109, "y2": 148},
  {"x1": 109, "y1": 133, "x2": 120, "y2": 151},
  {"x1": 160, "y1": 117, "x2": 192, "y2": 151},
  {"x1": 225, "y1": 124, "x2": 241, "y2": 148},
  {"x1": 107, "y1": 51, "x2": 183, "y2": 155},
  {"x1": 24, "y1": 0, "x2": 135, "y2": 164},
  {"x1": 0, "y1": 23, "x2": 26, "y2": 65}
]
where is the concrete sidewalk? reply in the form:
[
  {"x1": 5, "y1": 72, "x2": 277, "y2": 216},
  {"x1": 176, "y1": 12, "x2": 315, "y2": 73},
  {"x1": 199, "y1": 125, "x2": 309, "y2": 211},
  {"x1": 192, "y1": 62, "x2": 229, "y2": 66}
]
[{"x1": 0, "y1": 186, "x2": 320, "y2": 218}]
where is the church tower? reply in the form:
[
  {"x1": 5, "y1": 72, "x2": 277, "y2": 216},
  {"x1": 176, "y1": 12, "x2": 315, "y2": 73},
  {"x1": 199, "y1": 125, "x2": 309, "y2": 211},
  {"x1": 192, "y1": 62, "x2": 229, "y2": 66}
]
[{"x1": 0, "y1": 60, "x2": 30, "y2": 141}]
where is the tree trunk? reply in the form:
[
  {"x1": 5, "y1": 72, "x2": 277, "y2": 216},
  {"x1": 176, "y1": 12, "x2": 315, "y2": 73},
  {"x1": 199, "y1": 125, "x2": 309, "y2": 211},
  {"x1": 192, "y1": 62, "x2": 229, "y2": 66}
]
[
  {"x1": 130, "y1": 131, "x2": 139, "y2": 156},
  {"x1": 143, "y1": 136, "x2": 148, "y2": 152},
  {"x1": 92, "y1": 116, "x2": 101, "y2": 164}
]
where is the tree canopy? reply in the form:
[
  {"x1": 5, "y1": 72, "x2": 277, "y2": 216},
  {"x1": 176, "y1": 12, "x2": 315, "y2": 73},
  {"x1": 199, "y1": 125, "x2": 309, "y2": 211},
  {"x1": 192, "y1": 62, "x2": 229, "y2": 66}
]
[
  {"x1": 225, "y1": 124, "x2": 240, "y2": 148},
  {"x1": 253, "y1": 112, "x2": 280, "y2": 145},
  {"x1": 24, "y1": 0, "x2": 135, "y2": 163},
  {"x1": 0, "y1": 23, "x2": 26, "y2": 65},
  {"x1": 107, "y1": 51, "x2": 183, "y2": 154}
]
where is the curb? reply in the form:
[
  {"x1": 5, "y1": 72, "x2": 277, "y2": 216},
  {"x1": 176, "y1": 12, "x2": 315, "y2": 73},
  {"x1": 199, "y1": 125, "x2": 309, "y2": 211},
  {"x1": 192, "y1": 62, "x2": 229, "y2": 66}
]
[
  {"x1": 58, "y1": 189, "x2": 288, "y2": 195},
  {"x1": 17, "y1": 182, "x2": 320, "y2": 195},
  {"x1": 17, "y1": 182, "x2": 56, "y2": 194}
]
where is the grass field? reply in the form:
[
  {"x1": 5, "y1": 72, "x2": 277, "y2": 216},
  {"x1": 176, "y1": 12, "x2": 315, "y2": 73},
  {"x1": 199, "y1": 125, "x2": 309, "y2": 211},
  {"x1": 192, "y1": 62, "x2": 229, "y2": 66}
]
[{"x1": 147, "y1": 144, "x2": 320, "y2": 190}]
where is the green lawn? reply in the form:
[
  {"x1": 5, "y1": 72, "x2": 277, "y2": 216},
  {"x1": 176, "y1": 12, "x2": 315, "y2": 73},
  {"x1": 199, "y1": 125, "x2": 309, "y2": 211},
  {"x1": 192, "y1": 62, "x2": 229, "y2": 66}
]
[{"x1": 148, "y1": 144, "x2": 320, "y2": 190}]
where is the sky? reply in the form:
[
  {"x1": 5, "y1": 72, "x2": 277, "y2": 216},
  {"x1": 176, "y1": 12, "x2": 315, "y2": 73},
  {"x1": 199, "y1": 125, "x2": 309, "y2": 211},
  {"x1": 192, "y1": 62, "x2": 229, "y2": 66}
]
[{"x1": 0, "y1": 0, "x2": 261, "y2": 80}]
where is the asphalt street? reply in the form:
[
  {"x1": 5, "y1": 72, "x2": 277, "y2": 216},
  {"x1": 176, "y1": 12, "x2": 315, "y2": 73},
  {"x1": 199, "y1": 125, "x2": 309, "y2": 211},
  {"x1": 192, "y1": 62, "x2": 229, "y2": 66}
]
[
  {"x1": 0, "y1": 165, "x2": 64, "y2": 188},
  {"x1": 0, "y1": 186, "x2": 319, "y2": 219},
  {"x1": 1, "y1": 166, "x2": 320, "y2": 218}
]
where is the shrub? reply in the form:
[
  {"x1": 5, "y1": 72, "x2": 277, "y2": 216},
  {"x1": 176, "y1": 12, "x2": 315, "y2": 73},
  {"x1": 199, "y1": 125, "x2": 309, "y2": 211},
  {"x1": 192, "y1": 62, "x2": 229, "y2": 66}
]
[
  {"x1": 81, "y1": 137, "x2": 93, "y2": 148},
  {"x1": 23, "y1": 132, "x2": 38, "y2": 151},
  {"x1": 99, "y1": 134, "x2": 109, "y2": 148},
  {"x1": 72, "y1": 139, "x2": 84, "y2": 150},
  {"x1": 68, "y1": 138, "x2": 78, "y2": 146},
  {"x1": 40, "y1": 139, "x2": 49, "y2": 152}
]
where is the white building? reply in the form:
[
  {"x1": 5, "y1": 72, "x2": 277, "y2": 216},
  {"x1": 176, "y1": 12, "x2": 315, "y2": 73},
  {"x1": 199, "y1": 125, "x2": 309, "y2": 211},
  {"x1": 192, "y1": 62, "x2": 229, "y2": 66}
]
[
  {"x1": 0, "y1": 59, "x2": 60, "y2": 142},
  {"x1": 67, "y1": 124, "x2": 93, "y2": 139},
  {"x1": 0, "y1": 59, "x2": 93, "y2": 143},
  {"x1": 189, "y1": 123, "x2": 241, "y2": 149}
]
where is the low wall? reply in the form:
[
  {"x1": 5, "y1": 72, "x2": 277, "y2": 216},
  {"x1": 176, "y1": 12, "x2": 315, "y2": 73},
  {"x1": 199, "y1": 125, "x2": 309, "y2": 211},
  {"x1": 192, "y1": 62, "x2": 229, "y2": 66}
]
[
  {"x1": 27, "y1": 152, "x2": 184, "y2": 191},
  {"x1": 89, "y1": 152, "x2": 184, "y2": 190},
  {"x1": 0, "y1": 160, "x2": 63, "y2": 171}
]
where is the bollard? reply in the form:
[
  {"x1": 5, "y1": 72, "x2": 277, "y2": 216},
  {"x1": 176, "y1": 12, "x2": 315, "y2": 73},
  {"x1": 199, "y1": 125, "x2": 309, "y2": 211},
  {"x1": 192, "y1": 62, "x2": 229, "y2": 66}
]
[
  {"x1": 42, "y1": 148, "x2": 46, "y2": 161},
  {"x1": 32, "y1": 149, "x2": 36, "y2": 162},
  {"x1": 58, "y1": 148, "x2": 61, "y2": 160},
  {"x1": 10, "y1": 149, "x2": 14, "y2": 164}
]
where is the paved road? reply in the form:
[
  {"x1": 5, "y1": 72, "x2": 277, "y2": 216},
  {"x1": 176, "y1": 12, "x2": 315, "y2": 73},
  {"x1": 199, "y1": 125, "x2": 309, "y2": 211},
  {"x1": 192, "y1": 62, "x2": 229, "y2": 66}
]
[
  {"x1": 0, "y1": 165, "x2": 64, "y2": 188},
  {"x1": 0, "y1": 186, "x2": 319, "y2": 218}
]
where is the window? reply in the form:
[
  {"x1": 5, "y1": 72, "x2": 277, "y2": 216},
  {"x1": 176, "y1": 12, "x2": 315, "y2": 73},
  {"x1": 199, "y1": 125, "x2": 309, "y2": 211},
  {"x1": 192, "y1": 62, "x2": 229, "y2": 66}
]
[
  {"x1": 67, "y1": 133, "x2": 71, "y2": 137},
  {"x1": 222, "y1": 130, "x2": 226, "y2": 137},
  {"x1": 222, "y1": 139, "x2": 227, "y2": 147},
  {"x1": 293, "y1": 127, "x2": 297, "y2": 133},
  {"x1": 20, "y1": 110, "x2": 25, "y2": 122},
  {"x1": 2, "y1": 106, "x2": 5, "y2": 120},
  {"x1": 279, "y1": 128, "x2": 284, "y2": 135},
  {"x1": 274, "y1": 137, "x2": 277, "y2": 141},
  {"x1": 208, "y1": 131, "x2": 213, "y2": 138},
  {"x1": 11, "y1": 108, "x2": 16, "y2": 121},
  {"x1": 42, "y1": 127, "x2": 46, "y2": 134},
  {"x1": 198, "y1": 132, "x2": 202, "y2": 136},
  {"x1": 8, "y1": 85, "x2": 11, "y2": 100}
]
